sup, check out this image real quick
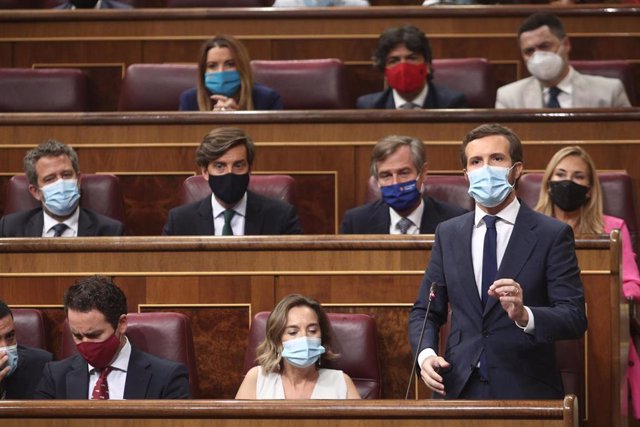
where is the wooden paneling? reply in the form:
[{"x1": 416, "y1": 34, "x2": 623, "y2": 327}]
[
  {"x1": 0, "y1": 234, "x2": 625, "y2": 426},
  {"x1": 1, "y1": 6, "x2": 638, "y2": 110},
  {"x1": 0, "y1": 110, "x2": 638, "y2": 235},
  {"x1": 0, "y1": 398, "x2": 578, "y2": 427}
]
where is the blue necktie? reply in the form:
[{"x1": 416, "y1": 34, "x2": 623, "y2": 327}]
[
  {"x1": 479, "y1": 215, "x2": 498, "y2": 381},
  {"x1": 222, "y1": 209, "x2": 235, "y2": 236},
  {"x1": 546, "y1": 86, "x2": 561, "y2": 108},
  {"x1": 52, "y1": 223, "x2": 68, "y2": 237},
  {"x1": 481, "y1": 215, "x2": 498, "y2": 308}
]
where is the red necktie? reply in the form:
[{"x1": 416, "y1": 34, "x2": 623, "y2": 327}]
[{"x1": 91, "y1": 367, "x2": 113, "y2": 400}]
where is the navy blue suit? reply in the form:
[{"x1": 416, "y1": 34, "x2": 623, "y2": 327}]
[
  {"x1": 162, "y1": 191, "x2": 302, "y2": 236},
  {"x1": 0, "y1": 207, "x2": 124, "y2": 237},
  {"x1": 356, "y1": 83, "x2": 467, "y2": 109},
  {"x1": 34, "y1": 346, "x2": 190, "y2": 399},
  {"x1": 2, "y1": 345, "x2": 52, "y2": 399},
  {"x1": 178, "y1": 84, "x2": 283, "y2": 111},
  {"x1": 408, "y1": 202, "x2": 587, "y2": 399},
  {"x1": 340, "y1": 196, "x2": 466, "y2": 234},
  {"x1": 53, "y1": 0, "x2": 133, "y2": 8}
]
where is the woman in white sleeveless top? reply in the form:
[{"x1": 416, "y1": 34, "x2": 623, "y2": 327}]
[{"x1": 235, "y1": 294, "x2": 360, "y2": 399}]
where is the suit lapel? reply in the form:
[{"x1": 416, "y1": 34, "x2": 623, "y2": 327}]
[
  {"x1": 244, "y1": 192, "x2": 262, "y2": 235},
  {"x1": 423, "y1": 84, "x2": 437, "y2": 108},
  {"x1": 523, "y1": 77, "x2": 544, "y2": 108},
  {"x1": 25, "y1": 210, "x2": 44, "y2": 237},
  {"x1": 123, "y1": 347, "x2": 152, "y2": 399},
  {"x1": 419, "y1": 197, "x2": 438, "y2": 233},
  {"x1": 77, "y1": 209, "x2": 95, "y2": 236},
  {"x1": 369, "y1": 200, "x2": 392, "y2": 233},
  {"x1": 571, "y1": 70, "x2": 589, "y2": 108},
  {"x1": 483, "y1": 203, "x2": 538, "y2": 316},
  {"x1": 453, "y1": 214, "x2": 483, "y2": 317},
  {"x1": 196, "y1": 197, "x2": 216, "y2": 235},
  {"x1": 383, "y1": 89, "x2": 396, "y2": 109},
  {"x1": 66, "y1": 356, "x2": 91, "y2": 399}
]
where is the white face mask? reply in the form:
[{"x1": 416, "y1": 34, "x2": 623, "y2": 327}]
[{"x1": 526, "y1": 50, "x2": 565, "y2": 83}]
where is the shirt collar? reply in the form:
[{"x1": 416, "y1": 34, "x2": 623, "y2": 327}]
[
  {"x1": 388, "y1": 198, "x2": 424, "y2": 231},
  {"x1": 392, "y1": 82, "x2": 428, "y2": 109},
  {"x1": 542, "y1": 66, "x2": 574, "y2": 96},
  {"x1": 43, "y1": 207, "x2": 80, "y2": 236},
  {"x1": 211, "y1": 192, "x2": 248, "y2": 219},
  {"x1": 87, "y1": 335, "x2": 131, "y2": 374},
  {"x1": 473, "y1": 196, "x2": 520, "y2": 227}
]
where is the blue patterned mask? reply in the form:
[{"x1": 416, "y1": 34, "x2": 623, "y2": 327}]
[
  {"x1": 380, "y1": 179, "x2": 421, "y2": 212},
  {"x1": 0, "y1": 345, "x2": 19, "y2": 377},
  {"x1": 281, "y1": 337, "x2": 325, "y2": 368},
  {"x1": 204, "y1": 70, "x2": 241, "y2": 97},
  {"x1": 467, "y1": 165, "x2": 516, "y2": 208},
  {"x1": 40, "y1": 178, "x2": 80, "y2": 217}
]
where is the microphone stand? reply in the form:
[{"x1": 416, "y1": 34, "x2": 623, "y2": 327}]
[{"x1": 405, "y1": 282, "x2": 437, "y2": 400}]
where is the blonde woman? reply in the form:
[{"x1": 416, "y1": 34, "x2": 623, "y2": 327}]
[
  {"x1": 179, "y1": 35, "x2": 282, "y2": 112},
  {"x1": 536, "y1": 146, "x2": 640, "y2": 418},
  {"x1": 236, "y1": 294, "x2": 360, "y2": 399}
]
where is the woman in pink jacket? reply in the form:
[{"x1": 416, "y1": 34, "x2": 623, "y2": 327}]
[{"x1": 536, "y1": 145, "x2": 640, "y2": 418}]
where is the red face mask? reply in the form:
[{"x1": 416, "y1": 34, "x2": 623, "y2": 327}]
[
  {"x1": 76, "y1": 333, "x2": 120, "y2": 369},
  {"x1": 385, "y1": 62, "x2": 428, "y2": 94}
]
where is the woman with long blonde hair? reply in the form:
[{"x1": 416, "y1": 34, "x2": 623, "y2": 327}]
[
  {"x1": 179, "y1": 34, "x2": 282, "y2": 112},
  {"x1": 537, "y1": 145, "x2": 640, "y2": 418}
]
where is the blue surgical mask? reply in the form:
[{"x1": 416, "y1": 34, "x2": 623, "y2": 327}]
[
  {"x1": 467, "y1": 165, "x2": 516, "y2": 208},
  {"x1": 204, "y1": 70, "x2": 241, "y2": 97},
  {"x1": 0, "y1": 345, "x2": 19, "y2": 377},
  {"x1": 281, "y1": 336, "x2": 326, "y2": 368},
  {"x1": 304, "y1": 0, "x2": 336, "y2": 5},
  {"x1": 380, "y1": 179, "x2": 421, "y2": 212},
  {"x1": 40, "y1": 178, "x2": 81, "y2": 217}
]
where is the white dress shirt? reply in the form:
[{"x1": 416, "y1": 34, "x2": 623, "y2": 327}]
[
  {"x1": 393, "y1": 83, "x2": 428, "y2": 110},
  {"x1": 87, "y1": 336, "x2": 131, "y2": 400},
  {"x1": 42, "y1": 207, "x2": 80, "y2": 237},
  {"x1": 388, "y1": 199, "x2": 424, "y2": 234},
  {"x1": 541, "y1": 67, "x2": 575, "y2": 109},
  {"x1": 211, "y1": 193, "x2": 247, "y2": 236}
]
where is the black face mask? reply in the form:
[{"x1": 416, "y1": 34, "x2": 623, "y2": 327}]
[
  {"x1": 548, "y1": 180, "x2": 590, "y2": 212},
  {"x1": 208, "y1": 173, "x2": 249, "y2": 205}
]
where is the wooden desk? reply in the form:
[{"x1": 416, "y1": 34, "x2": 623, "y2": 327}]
[
  {"x1": 1, "y1": 6, "x2": 638, "y2": 110},
  {"x1": 0, "y1": 110, "x2": 638, "y2": 235},
  {"x1": 0, "y1": 234, "x2": 625, "y2": 426},
  {"x1": 0, "y1": 398, "x2": 578, "y2": 427}
]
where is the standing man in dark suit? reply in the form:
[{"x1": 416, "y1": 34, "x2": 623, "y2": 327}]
[
  {"x1": 0, "y1": 140, "x2": 124, "y2": 237},
  {"x1": 35, "y1": 276, "x2": 190, "y2": 399},
  {"x1": 0, "y1": 300, "x2": 52, "y2": 399},
  {"x1": 356, "y1": 25, "x2": 467, "y2": 110},
  {"x1": 341, "y1": 135, "x2": 466, "y2": 234},
  {"x1": 162, "y1": 127, "x2": 302, "y2": 236},
  {"x1": 409, "y1": 123, "x2": 587, "y2": 399}
]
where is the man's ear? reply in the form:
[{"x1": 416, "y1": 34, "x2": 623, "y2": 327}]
[
  {"x1": 117, "y1": 314, "x2": 128, "y2": 336},
  {"x1": 28, "y1": 184, "x2": 43, "y2": 202},
  {"x1": 200, "y1": 167, "x2": 209, "y2": 181}
]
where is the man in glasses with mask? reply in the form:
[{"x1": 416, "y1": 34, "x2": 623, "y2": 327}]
[
  {"x1": 162, "y1": 127, "x2": 302, "y2": 236},
  {"x1": 35, "y1": 276, "x2": 190, "y2": 399},
  {"x1": 357, "y1": 24, "x2": 467, "y2": 110},
  {"x1": 0, "y1": 300, "x2": 52, "y2": 399},
  {"x1": 340, "y1": 135, "x2": 466, "y2": 234},
  {"x1": 0, "y1": 140, "x2": 124, "y2": 237},
  {"x1": 409, "y1": 123, "x2": 587, "y2": 400},
  {"x1": 496, "y1": 12, "x2": 630, "y2": 109}
]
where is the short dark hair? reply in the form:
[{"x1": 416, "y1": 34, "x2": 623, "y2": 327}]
[
  {"x1": 23, "y1": 139, "x2": 80, "y2": 187},
  {"x1": 64, "y1": 276, "x2": 128, "y2": 330},
  {"x1": 0, "y1": 299, "x2": 12, "y2": 320},
  {"x1": 518, "y1": 12, "x2": 566, "y2": 40},
  {"x1": 460, "y1": 123, "x2": 523, "y2": 168},
  {"x1": 195, "y1": 127, "x2": 255, "y2": 170},
  {"x1": 372, "y1": 24, "x2": 433, "y2": 79}
]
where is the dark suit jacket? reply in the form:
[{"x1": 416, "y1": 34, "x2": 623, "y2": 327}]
[
  {"x1": 178, "y1": 83, "x2": 283, "y2": 111},
  {"x1": 0, "y1": 207, "x2": 125, "y2": 237},
  {"x1": 356, "y1": 83, "x2": 467, "y2": 109},
  {"x1": 34, "y1": 346, "x2": 190, "y2": 399},
  {"x1": 408, "y1": 202, "x2": 587, "y2": 399},
  {"x1": 54, "y1": 0, "x2": 133, "y2": 8},
  {"x1": 162, "y1": 191, "x2": 302, "y2": 236},
  {"x1": 340, "y1": 196, "x2": 467, "y2": 234},
  {"x1": 2, "y1": 345, "x2": 52, "y2": 399}
]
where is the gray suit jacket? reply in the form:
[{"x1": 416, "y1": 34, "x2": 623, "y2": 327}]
[{"x1": 495, "y1": 69, "x2": 630, "y2": 108}]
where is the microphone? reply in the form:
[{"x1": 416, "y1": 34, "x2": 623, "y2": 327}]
[{"x1": 405, "y1": 282, "x2": 438, "y2": 400}]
